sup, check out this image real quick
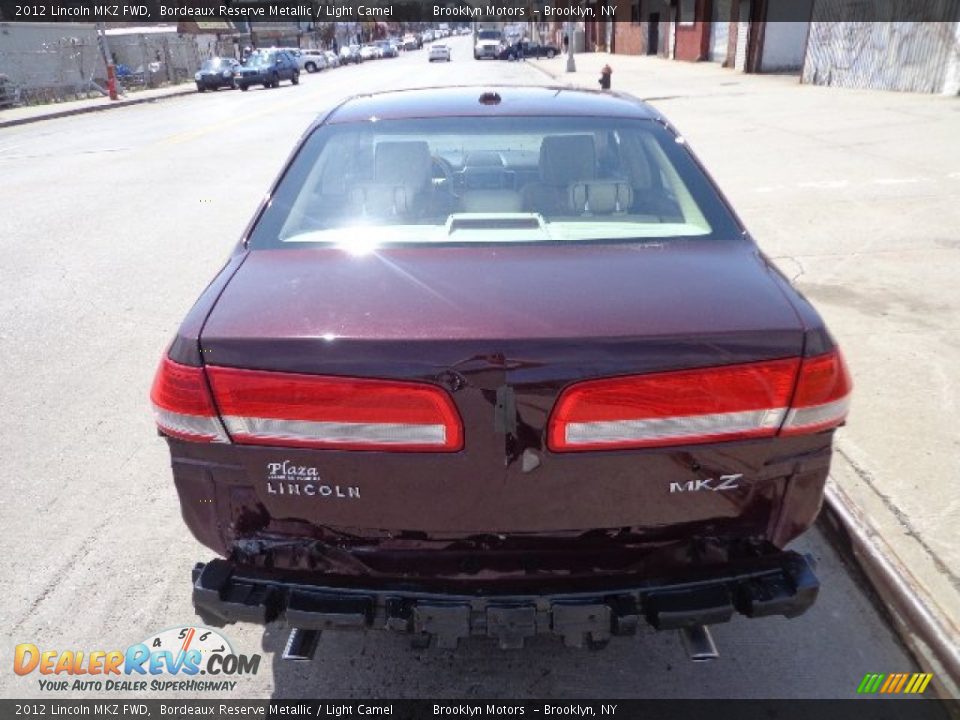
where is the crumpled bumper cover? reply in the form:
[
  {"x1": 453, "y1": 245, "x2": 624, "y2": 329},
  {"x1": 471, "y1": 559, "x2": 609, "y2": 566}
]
[{"x1": 191, "y1": 550, "x2": 819, "y2": 649}]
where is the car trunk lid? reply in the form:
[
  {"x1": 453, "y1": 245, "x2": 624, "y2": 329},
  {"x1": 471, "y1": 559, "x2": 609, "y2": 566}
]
[{"x1": 199, "y1": 239, "x2": 809, "y2": 534}]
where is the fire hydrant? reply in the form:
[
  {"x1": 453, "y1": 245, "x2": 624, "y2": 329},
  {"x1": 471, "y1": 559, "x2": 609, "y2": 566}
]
[
  {"x1": 106, "y1": 63, "x2": 118, "y2": 101},
  {"x1": 599, "y1": 64, "x2": 612, "y2": 91}
]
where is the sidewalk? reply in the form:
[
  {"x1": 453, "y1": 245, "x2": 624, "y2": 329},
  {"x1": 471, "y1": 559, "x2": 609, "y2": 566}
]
[
  {"x1": 0, "y1": 82, "x2": 195, "y2": 129},
  {"x1": 531, "y1": 52, "x2": 960, "y2": 688}
]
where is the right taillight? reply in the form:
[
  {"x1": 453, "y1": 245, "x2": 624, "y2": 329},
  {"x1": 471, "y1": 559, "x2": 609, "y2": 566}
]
[
  {"x1": 547, "y1": 349, "x2": 851, "y2": 452},
  {"x1": 150, "y1": 356, "x2": 229, "y2": 443},
  {"x1": 780, "y1": 349, "x2": 852, "y2": 435}
]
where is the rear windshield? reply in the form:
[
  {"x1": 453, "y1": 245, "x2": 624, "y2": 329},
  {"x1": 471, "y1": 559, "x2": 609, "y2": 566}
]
[
  {"x1": 201, "y1": 58, "x2": 230, "y2": 70},
  {"x1": 249, "y1": 116, "x2": 741, "y2": 249},
  {"x1": 245, "y1": 52, "x2": 274, "y2": 66},
  {"x1": 478, "y1": 31, "x2": 501, "y2": 40}
]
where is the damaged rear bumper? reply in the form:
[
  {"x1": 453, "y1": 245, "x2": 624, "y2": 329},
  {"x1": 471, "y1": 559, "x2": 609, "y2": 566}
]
[{"x1": 191, "y1": 550, "x2": 818, "y2": 649}]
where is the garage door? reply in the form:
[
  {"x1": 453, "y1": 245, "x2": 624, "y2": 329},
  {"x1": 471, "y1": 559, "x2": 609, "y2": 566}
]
[{"x1": 710, "y1": 0, "x2": 732, "y2": 62}]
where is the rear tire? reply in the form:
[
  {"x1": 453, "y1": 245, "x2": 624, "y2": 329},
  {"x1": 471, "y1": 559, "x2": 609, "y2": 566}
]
[
  {"x1": 291, "y1": 72, "x2": 299, "y2": 85},
  {"x1": 546, "y1": 49, "x2": 556, "y2": 58},
  {"x1": 305, "y1": 62, "x2": 316, "y2": 73},
  {"x1": 239, "y1": 83, "x2": 248, "y2": 91}
]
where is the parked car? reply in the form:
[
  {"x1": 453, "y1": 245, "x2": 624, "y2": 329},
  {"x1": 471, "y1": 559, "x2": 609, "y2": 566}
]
[
  {"x1": 301, "y1": 49, "x2": 328, "y2": 73},
  {"x1": 497, "y1": 41, "x2": 559, "y2": 61},
  {"x1": 194, "y1": 57, "x2": 239, "y2": 92},
  {"x1": 339, "y1": 45, "x2": 362, "y2": 64},
  {"x1": 360, "y1": 44, "x2": 379, "y2": 61},
  {"x1": 428, "y1": 44, "x2": 451, "y2": 62},
  {"x1": 324, "y1": 50, "x2": 340, "y2": 68},
  {"x1": 376, "y1": 40, "x2": 398, "y2": 58},
  {"x1": 235, "y1": 50, "x2": 299, "y2": 90},
  {"x1": 271, "y1": 47, "x2": 309, "y2": 71},
  {"x1": 154, "y1": 86, "x2": 851, "y2": 652}
]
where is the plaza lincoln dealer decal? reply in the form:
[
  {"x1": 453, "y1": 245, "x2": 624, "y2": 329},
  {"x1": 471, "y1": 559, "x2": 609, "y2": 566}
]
[
  {"x1": 13, "y1": 626, "x2": 261, "y2": 692},
  {"x1": 266, "y1": 460, "x2": 360, "y2": 499}
]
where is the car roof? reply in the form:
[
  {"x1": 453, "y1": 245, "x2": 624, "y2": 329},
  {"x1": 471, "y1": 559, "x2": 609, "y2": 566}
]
[{"x1": 324, "y1": 86, "x2": 660, "y2": 125}]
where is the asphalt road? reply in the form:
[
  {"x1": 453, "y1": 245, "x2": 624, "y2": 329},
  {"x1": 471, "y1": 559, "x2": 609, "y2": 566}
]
[{"x1": 0, "y1": 35, "x2": 918, "y2": 699}]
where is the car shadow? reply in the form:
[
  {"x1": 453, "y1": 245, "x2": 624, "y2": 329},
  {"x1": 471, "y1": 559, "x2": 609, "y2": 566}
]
[{"x1": 239, "y1": 83, "x2": 300, "y2": 92}]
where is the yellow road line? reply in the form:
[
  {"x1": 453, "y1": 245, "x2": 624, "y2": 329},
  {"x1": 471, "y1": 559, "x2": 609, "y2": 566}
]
[{"x1": 159, "y1": 89, "x2": 327, "y2": 147}]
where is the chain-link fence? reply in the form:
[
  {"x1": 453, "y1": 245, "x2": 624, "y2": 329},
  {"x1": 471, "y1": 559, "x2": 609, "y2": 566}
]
[
  {"x1": 0, "y1": 26, "x2": 105, "y2": 106},
  {"x1": 108, "y1": 32, "x2": 205, "y2": 91},
  {"x1": 0, "y1": 25, "x2": 208, "y2": 106}
]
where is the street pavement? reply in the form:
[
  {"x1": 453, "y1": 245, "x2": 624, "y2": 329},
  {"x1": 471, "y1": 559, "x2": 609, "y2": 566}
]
[
  {"x1": 0, "y1": 83, "x2": 196, "y2": 129},
  {"x1": 529, "y1": 50, "x2": 960, "y2": 678},
  {"x1": 0, "y1": 35, "x2": 927, "y2": 699}
]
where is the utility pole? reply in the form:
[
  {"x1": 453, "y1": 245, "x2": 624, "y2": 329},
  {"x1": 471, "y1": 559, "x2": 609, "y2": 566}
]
[{"x1": 565, "y1": 20, "x2": 576, "y2": 72}]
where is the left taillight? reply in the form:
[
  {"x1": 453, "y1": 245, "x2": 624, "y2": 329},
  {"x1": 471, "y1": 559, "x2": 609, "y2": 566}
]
[
  {"x1": 206, "y1": 366, "x2": 463, "y2": 452},
  {"x1": 150, "y1": 356, "x2": 229, "y2": 443}
]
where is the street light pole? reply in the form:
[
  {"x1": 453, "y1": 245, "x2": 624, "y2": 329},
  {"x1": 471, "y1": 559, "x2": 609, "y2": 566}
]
[{"x1": 565, "y1": 20, "x2": 576, "y2": 72}]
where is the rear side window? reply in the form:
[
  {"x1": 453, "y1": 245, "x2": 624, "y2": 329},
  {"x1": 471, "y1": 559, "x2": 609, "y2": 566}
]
[{"x1": 249, "y1": 116, "x2": 741, "y2": 248}]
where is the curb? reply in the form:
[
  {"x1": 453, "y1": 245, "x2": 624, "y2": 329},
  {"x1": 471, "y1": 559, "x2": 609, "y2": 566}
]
[
  {"x1": 0, "y1": 86, "x2": 195, "y2": 129},
  {"x1": 525, "y1": 59, "x2": 565, "y2": 84},
  {"x1": 821, "y1": 479, "x2": 960, "y2": 697}
]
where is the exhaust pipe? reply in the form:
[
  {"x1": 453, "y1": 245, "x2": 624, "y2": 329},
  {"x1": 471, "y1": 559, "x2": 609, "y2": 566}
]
[
  {"x1": 282, "y1": 628, "x2": 320, "y2": 662},
  {"x1": 680, "y1": 625, "x2": 719, "y2": 662}
]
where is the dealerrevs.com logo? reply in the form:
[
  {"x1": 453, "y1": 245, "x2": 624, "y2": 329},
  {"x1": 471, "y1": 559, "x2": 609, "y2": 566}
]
[{"x1": 14, "y1": 626, "x2": 261, "y2": 693}]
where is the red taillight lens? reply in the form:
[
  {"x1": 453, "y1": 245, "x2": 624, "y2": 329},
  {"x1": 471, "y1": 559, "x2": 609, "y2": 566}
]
[
  {"x1": 548, "y1": 350, "x2": 852, "y2": 452},
  {"x1": 150, "y1": 357, "x2": 228, "y2": 443},
  {"x1": 781, "y1": 350, "x2": 852, "y2": 435},
  {"x1": 205, "y1": 366, "x2": 463, "y2": 452},
  {"x1": 548, "y1": 358, "x2": 800, "y2": 451}
]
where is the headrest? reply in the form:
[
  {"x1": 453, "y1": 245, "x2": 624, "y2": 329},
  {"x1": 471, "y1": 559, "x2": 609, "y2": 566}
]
[
  {"x1": 374, "y1": 141, "x2": 431, "y2": 187},
  {"x1": 460, "y1": 190, "x2": 523, "y2": 213},
  {"x1": 619, "y1": 135, "x2": 653, "y2": 189},
  {"x1": 349, "y1": 184, "x2": 414, "y2": 217},
  {"x1": 539, "y1": 135, "x2": 596, "y2": 184},
  {"x1": 568, "y1": 181, "x2": 634, "y2": 215}
]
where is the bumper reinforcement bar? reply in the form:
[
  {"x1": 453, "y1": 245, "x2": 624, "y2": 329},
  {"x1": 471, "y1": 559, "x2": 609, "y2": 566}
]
[{"x1": 191, "y1": 551, "x2": 818, "y2": 650}]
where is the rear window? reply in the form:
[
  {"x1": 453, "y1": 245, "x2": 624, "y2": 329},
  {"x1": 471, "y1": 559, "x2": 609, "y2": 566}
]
[
  {"x1": 201, "y1": 58, "x2": 230, "y2": 70},
  {"x1": 249, "y1": 116, "x2": 741, "y2": 249}
]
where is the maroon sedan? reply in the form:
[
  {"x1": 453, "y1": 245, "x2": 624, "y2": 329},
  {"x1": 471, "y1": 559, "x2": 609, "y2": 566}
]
[{"x1": 151, "y1": 86, "x2": 851, "y2": 653}]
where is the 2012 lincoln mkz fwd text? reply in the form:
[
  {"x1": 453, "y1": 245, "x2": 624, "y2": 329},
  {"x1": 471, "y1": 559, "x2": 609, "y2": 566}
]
[{"x1": 150, "y1": 86, "x2": 852, "y2": 652}]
